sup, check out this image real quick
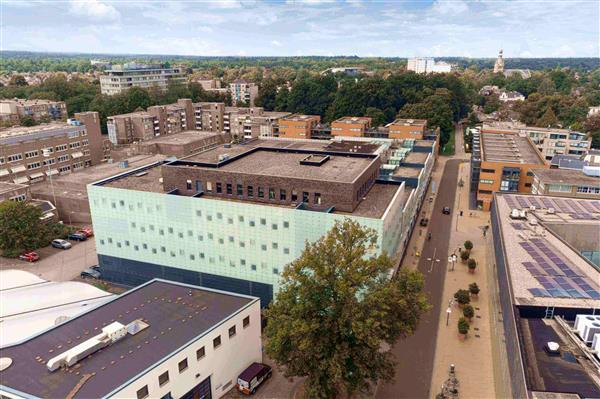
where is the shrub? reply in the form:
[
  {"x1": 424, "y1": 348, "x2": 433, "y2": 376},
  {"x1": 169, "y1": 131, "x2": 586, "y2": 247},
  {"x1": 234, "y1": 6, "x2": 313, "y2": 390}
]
[
  {"x1": 458, "y1": 317, "x2": 470, "y2": 335},
  {"x1": 464, "y1": 240, "x2": 473, "y2": 251},
  {"x1": 463, "y1": 305, "x2": 474, "y2": 320},
  {"x1": 468, "y1": 258, "x2": 477, "y2": 272},
  {"x1": 469, "y1": 282, "x2": 480, "y2": 296},
  {"x1": 460, "y1": 250, "x2": 470, "y2": 262},
  {"x1": 454, "y1": 289, "x2": 471, "y2": 306}
]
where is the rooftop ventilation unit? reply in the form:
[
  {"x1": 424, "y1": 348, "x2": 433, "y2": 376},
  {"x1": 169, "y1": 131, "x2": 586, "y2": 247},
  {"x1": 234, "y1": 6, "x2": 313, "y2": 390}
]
[
  {"x1": 46, "y1": 319, "x2": 149, "y2": 372},
  {"x1": 528, "y1": 218, "x2": 538, "y2": 226},
  {"x1": 547, "y1": 208, "x2": 555, "y2": 214},
  {"x1": 218, "y1": 154, "x2": 230, "y2": 162},
  {"x1": 509, "y1": 209, "x2": 527, "y2": 220}
]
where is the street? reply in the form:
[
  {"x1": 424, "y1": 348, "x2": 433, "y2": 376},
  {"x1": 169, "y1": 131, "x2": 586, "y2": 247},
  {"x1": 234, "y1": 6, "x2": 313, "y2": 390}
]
[
  {"x1": 376, "y1": 158, "x2": 462, "y2": 399},
  {"x1": 0, "y1": 238, "x2": 98, "y2": 281}
]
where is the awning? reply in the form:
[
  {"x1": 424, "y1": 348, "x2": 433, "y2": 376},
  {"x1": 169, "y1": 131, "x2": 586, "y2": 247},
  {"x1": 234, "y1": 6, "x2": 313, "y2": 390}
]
[
  {"x1": 0, "y1": 169, "x2": 9, "y2": 177},
  {"x1": 46, "y1": 169, "x2": 59, "y2": 176},
  {"x1": 29, "y1": 172, "x2": 45, "y2": 180},
  {"x1": 71, "y1": 151, "x2": 84, "y2": 159},
  {"x1": 13, "y1": 176, "x2": 29, "y2": 184},
  {"x1": 10, "y1": 165, "x2": 26, "y2": 173}
]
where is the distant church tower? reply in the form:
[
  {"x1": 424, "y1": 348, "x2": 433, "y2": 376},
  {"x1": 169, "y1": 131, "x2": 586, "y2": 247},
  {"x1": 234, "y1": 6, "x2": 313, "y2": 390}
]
[{"x1": 494, "y1": 49, "x2": 505, "y2": 73}]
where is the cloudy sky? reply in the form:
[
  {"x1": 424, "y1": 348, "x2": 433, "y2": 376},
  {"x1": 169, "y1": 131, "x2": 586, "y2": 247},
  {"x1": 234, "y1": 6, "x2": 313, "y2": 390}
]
[{"x1": 1, "y1": 0, "x2": 599, "y2": 57}]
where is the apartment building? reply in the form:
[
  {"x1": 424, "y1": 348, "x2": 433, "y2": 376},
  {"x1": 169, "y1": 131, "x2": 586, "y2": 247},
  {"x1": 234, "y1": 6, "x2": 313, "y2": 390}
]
[
  {"x1": 0, "y1": 181, "x2": 29, "y2": 202},
  {"x1": 229, "y1": 80, "x2": 259, "y2": 106},
  {"x1": 193, "y1": 102, "x2": 225, "y2": 132},
  {"x1": 277, "y1": 114, "x2": 321, "y2": 139},
  {"x1": 88, "y1": 137, "x2": 435, "y2": 304},
  {"x1": 531, "y1": 168, "x2": 600, "y2": 199},
  {"x1": 0, "y1": 279, "x2": 262, "y2": 399},
  {"x1": 0, "y1": 98, "x2": 67, "y2": 125},
  {"x1": 107, "y1": 99, "x2": 194, "y2": 145},
  {"x1": 407, "y1": 58, "x2": 452, "y2": 74},
  {"x1": 100, "y1": 62, "x2": 187, "y2": 95},
  {"x1": 224, "y1": 107, "x2": 290, "y2": 140},
  {"x1": 0, "y1": 112, "x2": 105, "y2": 186},
  {"x1": 386, "y1": 118, "x2": 428, "y2": 139},
  {"x1": 476, "y1": 133, "x2": 548, "y2": 210},
  {"x1": 482, "y1": 122, "x2": 592, "y2": 160},
  {"x1": 331, "y1": 116, "x2": 372, "y2": 137}
]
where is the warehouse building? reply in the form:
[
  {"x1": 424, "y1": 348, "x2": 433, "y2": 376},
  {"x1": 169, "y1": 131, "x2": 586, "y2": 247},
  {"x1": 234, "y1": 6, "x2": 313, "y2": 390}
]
[{"x1": 0, "y1": 279, "x2": 261, "y2": 399}]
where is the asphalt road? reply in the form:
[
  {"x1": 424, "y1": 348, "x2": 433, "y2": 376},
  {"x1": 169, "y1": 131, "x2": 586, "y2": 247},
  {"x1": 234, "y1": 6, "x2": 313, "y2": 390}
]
[{"x1": 376, "y1": 159, "x2": 462, "y2": 399}]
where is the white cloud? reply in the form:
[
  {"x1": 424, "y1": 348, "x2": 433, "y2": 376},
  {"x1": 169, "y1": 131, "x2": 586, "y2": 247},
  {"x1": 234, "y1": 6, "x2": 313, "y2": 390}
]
[
  {"x1": 271, "y1": 40, "x2": 283, "y2": 47},
  {"x1": 68, "y1": 0, "x2": 120, "y2": 21}
]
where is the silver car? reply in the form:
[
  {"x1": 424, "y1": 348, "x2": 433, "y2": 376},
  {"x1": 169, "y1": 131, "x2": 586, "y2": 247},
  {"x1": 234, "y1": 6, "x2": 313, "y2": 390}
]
[{"x1": 51, "y1": 239, "x2": 72, "y2": 250}]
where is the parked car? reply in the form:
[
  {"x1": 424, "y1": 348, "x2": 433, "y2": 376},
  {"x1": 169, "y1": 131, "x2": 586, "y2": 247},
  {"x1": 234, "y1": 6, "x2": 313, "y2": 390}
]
[
  {"x1": 51, "y1": 239, "x2": 72, "y2": 250},
  {"x1": 419, "y1": 218, "x2": 428, "y2": 226},
  {"x1": 80, "y1": 268, "x2": 101, "y2": 279},
  {"x1": 19, "y1": 252, "x2": 40, "y2": 262},
  {"x1": 442, "y1": 206, "x2": 451, "y2": 215},
  {"x1": 68, "y1": 232, "x2": 87, "y2": 241},
  {"x1": 236, "y1": 362, "x2": 272, "y2": 395},
  {"x1": 89, "y1": 265, "x2": 100, "y2": 271},
  {"x1": 77, "y1": 228, "x2": 94, "y2": 238}
]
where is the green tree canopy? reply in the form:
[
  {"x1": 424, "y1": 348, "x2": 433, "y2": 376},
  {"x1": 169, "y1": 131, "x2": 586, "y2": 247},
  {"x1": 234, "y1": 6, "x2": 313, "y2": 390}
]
[{"x1": 265, "y1": 219, "x2": 429, "y2": 399}]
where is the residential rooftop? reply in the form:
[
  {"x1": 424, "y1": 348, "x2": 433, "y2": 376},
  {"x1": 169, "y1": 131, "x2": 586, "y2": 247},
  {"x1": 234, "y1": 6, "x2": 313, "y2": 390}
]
[
  {"x1": 0, "y1": 279, "x2": 256, "y2": 399},
  {"x1": 531, "y1": 168, "x2": 600, "y2": 186},
  {"x1": 0, "y1": 122, "x2": 84, "y2": 145},
  {"x1": 138, "y1": 130, "x2": 221, "y2": 146},
  {"x1": 107, "y1": 111, "x2": 152, "y2": 119},
  {"x1": 0, "y1": 182, "x2": 27, "y2": 195},
  {"x1": 481, "y1": 133, "x2": 545, "y2": 164},
  {"x1": 493, "y1": 193, "x2": 600, "y2": 308}
]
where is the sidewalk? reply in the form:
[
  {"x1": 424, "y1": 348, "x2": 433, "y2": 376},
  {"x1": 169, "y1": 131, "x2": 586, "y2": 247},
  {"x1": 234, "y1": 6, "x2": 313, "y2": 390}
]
[{"x1": 429, "y1": 161, "x2": 496, "y2": 398}]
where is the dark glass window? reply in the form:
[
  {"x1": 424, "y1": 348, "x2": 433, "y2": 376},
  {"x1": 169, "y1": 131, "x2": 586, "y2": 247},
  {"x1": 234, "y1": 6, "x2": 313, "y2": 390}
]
[
  {"x1": 229, "y1": 325, "x2": 236, "y2": 338},
  {"x1": 178, "y1": 358, "x2": 188, "y2": 373},
  {"x1": 280, "y1": 189, "x2": 286, "y2": 201},
  {"x1": 314, "y1": 192, "x2": 321, "y2": 204},
  {"x1": 243, "y1": 316, "x2": 250, "y2": 328},
  {"x1": 216, "y1": 183, "x2": 222, "y2": 193},
  {"x1": 302, "y1": 192, "x2": 309, "y2": 202},
  {"x1": 247, "y1": 186, "x2": 253, "y2": 197},
  {"x1": 291, "y1": 190, "x2": 298, "y2": 201},
  {"x1": 196, "y1": 346, "x2": 205, "y2": 360},
  {"x1": 158, "y1": 371, "x2": 169, "y2": 386},
  {"x1": 269, "y1": 188, "x2": 275, "y2": 200},
  {"x1": 258, "y1": 187, "x2": 264, "y2": 198},
  {"x1": 213, "y1": 335, "x2": 222, "y2": 348},
  {"x1": 237, "y1": 184, "x2": 243, "y2": 196},
  {"x1": 226, "y1": 184, "x2": 232, "y2": 195}
]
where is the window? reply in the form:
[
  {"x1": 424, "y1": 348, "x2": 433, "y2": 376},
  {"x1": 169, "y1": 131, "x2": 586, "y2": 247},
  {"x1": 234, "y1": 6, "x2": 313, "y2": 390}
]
[
  {"x1": 238, "y1": 215, "x2": 245, "y2": 222},
  {"x1": 524, "y1": 183, "x2": 532, "y2": 188},
  {"x1": 273, "y1": 268, "x2": 279, "y2": 275},
  {"x1": 57, "y1": 154, "x2": 69, "y2": 163},
  {"x1": 280, "y1": 189, "x2": 286, "y2": 201},
  {"x1": 243, "y1": 316, "x2": 250, "y2": 328},
  {"x1": 55, "y1": 144, "x2": 68, "y2": 152},
  {"x1": 228, "y1": 218, "x2": 233, "y2": 225},
  {"x1": 283, "y1": 221, "x2": 289, "y2": 228},
  {"x1": 251, "y1": 264, "x2": 257, "y2": 271},
  {"x1": 168, "y1": 227, "x2": 173, "y2": 234},
  {"x1": 548, "y1": 184, "x2": 572, "y2": 193},
  {"x1": 258, "y1": 187, "x2": 264, "y2": 198},
  {"x1": 213, "y1": 335, "x2": 222, "y2": 348},
  {"x1": 272, "y1": 242, "x2": 278, "y2": 249},
  {"x1": 260, "y1": 218, "x2": 266, "y2": 225},
  {"x1": 272, "y1": 223, "x2": 278, "y2": 230},
  {"x1": 158, "y1": 371, "x2": 169, "y2": 387},
  {"x1": 249, "y1": 220, "x2": 255, "y2": 227},
  {"x1": 7, "y1": 153, "x2": 23, "y2": 162},
  {"x1": 237, "y1": 184, "x2": 243, "y2": 196},
  {"x1": 479, "y1": 179, "x2": 493, "y2": 184},
  {"x1": 481, "y1": 168, "x2": 496, "y2": 174},
  {"x1": 69, "y1": 141, "x2": 81, "y2": 149},
  {"x1": 196, "y1": 346, "x2": 206, "y2": 360},
  {"x1": 302, "y1": 192, "x2": 309, "y2": 202},
  {"x1": 226, "y1": 184, "x2": 232, "y2": 195},
  {"x1": 216, "y1": 182, "x2": 222, "y2": 193},
  {"x1": 196, "y1": 210, "x2": 202, "y2": 217},
  {"x1": 284, "y1": 248, "x2": 290, "y2": 254},
  {"x1": 269, "y1": 188, "x2": 275, "y2": 200},
  {"x1": 229, "y1": 325, "x2": 236, "y2": 338},
  {"x1": 291, "y1": 190, "x2": 298, "y2": 201},
  {"x1": 247, "y1": 185, "x2": 253, "y2": 197},
  {"x1": 27, "y1": 162, "x2": 41, "y2": 170},
  {"x1": 261, "y1": 244, "x2": 267, "y2": 251},
  {"x1": 479, "y1": 189, "x2": 493, "y2": 194},
  {"x1": 178, "y1": 358, "x2": 188, "y2": 373},
  {"x1": 206, "y1": 181, "x2": 212, "y2": 192},
  {"x1": 186, "y1": 180, "x2": 192, "y2": 190},
  {"x1": 136, "y1": 386, "x2": 149, "y2": 399},
  {"x1": 25, "y1": 150, "x2": 38, "y2": 159},
  {"x1": 314, "y1": 192, "x2": 321, "y2": 205}
]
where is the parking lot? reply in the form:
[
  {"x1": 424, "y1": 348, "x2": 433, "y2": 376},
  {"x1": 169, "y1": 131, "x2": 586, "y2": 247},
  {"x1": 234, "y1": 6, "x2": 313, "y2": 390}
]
[{"x1": 0, "y1": 237, "x2": 98, "y2": 281}]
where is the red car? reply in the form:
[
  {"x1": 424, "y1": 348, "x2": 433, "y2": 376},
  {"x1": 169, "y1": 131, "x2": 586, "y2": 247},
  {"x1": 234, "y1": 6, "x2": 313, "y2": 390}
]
[
  {"x1": 77, "y1": 228, "x2": 94, "y2": 238},
  {"x1": 19, "y1": 252, "x2": 40, "y2": 262}
]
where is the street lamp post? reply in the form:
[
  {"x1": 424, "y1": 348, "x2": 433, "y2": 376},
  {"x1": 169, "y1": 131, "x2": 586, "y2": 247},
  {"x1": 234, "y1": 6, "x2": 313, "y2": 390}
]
[
  {"x1": 42, "y1": 149, "x2": 59, "y2": 220},
  {"x1": 446, "y1": 307, "x2": 452, "y2": 326}
]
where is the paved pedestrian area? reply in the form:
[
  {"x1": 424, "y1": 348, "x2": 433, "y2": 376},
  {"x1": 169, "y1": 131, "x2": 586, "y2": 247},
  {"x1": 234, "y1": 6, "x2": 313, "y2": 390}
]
[{"x1": 429, "y1": 161, "x2": 497, "y2": 399}]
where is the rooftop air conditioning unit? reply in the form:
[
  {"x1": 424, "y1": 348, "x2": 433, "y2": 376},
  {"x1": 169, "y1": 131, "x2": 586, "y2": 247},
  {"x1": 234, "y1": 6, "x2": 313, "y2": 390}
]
[
  {"x1": 547, "y1": 208, "x2": 555, "y2": 214},
  {"x1": 528, "y1": 219, "x2": 538, "y2": 226}
]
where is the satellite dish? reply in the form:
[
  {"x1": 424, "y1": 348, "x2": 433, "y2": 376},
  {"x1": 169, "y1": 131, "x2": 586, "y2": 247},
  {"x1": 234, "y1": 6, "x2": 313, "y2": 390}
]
[{"x1": 0, "y1": 357, "x2": 13, "y2": 371}]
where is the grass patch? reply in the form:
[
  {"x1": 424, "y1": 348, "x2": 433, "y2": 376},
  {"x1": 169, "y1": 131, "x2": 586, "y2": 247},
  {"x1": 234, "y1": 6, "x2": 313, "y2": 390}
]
[{"x1": 440, "y1": 130, "x2": 456, "y2": 156}]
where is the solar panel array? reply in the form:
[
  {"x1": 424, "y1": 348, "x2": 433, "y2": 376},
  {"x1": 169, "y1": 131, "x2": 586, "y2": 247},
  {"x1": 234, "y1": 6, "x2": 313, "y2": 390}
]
[
  {"x1": 520, "y1": 239, "x2": 600, "y2": 300},
  {"x1": 504, "y1": 195, "x2": 600, "y2": 216}
]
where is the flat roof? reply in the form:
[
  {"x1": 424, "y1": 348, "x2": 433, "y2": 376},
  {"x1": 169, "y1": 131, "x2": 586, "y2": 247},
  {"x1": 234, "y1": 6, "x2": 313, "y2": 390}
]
[
  {"x1": 481, "y1": 133, "x2": 545, "y2": 164},
  {"x1": 337, "y1": 183, "x2": 405, "y2": 218},
  {"x1": 280, "y1": 114, "x2": 320, "y2": 122},
  {"x1": 531, "y1": 168, "x2": 600, "y2": 186},
  {"x1": 140, "y1": 130, "x2": 221, "y2": 146},
  {"x1": 393, "y1": 166, "x2": 422, "y2": 178},
  {"x1": 333, "y1": 116, "x2": 371, "y2": 124},
  {"x1": 387, "y1": 118, "x2": 427, "y2": 127},
  {"x1": 493, "y1": 193, "x2": 600, "y2": 308},
  {"x1": 0, "y1": 182, "x2": 27, "y2": 195},
  {"x1": 0, "y1": 99, "x2": 64, "y2": 106},
  {"x1": 403, "y1": 151, "x2": 429, "y2": 164},
  {"x1": 108, "y1": 111, "x2": 152, "y2": 119},
  {"x1": 103, "y1": 163, "x2": 164, "y2": 193},
  {"x1": 482, "y1": 122, "x2": 584, "y2": 135},
  {"x1": 0, "y1": 122, "x2": 83, "y2": 143},
  {"x1": 0, "y1": 279, "x2": 257, "y2": 399}
]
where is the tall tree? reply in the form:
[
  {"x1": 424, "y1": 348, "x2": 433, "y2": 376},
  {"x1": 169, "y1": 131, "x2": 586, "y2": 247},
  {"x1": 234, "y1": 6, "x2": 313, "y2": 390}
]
[
  {"x1": 8, "y1": 74, "x2": 28, "y2": 86},
  {"x1": 265, "y1": 219, "x2": 429, "y2": 399},
  {"x1": 538, "y1": 106, "x2": 559, "y2": 127}
]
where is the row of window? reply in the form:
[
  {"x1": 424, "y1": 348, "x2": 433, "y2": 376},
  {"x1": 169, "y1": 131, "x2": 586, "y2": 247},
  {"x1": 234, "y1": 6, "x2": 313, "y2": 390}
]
[
  {"x1": 4, "y1": 142, "x2": 89, "y2": 165},
  {"x1": 99, "y1": 237, "x2": 283, "y2": 274},
  {"x1": 185, "y1": 180, "x2": 323, "y2": 205},
  {"x1": 135, "y1": 316, "x2": 251, "y2": 399}
]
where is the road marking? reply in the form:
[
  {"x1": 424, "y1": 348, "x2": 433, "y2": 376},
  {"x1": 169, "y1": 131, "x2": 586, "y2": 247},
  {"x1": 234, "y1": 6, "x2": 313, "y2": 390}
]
[{"x1": 428, "y1": 247, "x2": 437, "y2": 273}]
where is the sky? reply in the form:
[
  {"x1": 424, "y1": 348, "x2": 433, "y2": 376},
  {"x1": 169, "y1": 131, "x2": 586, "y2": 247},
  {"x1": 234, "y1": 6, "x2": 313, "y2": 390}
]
[{"x1": 1, "y1": 0, "x2": 599, "y2": 57}]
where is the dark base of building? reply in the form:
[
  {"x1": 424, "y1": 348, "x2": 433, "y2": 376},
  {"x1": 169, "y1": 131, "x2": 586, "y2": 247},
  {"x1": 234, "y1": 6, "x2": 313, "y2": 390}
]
[{"x1": 98, "y1": 255, "x2": 273, "y2": 306}]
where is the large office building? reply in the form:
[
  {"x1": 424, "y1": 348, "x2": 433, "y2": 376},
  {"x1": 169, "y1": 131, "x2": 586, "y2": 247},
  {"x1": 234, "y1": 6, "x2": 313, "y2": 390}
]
[
  {"x1": 490, "y1": 193, "x2": 600, "y2": 398},
  {"x1": 386, "y1": 118, "x2": 429, "y2": 140},
  {"x1": 100, "y1": 62, "x2": 187, "y2": 95},
  {"x1": 482, "y1": 122, "x2": 592, "y2": 160},
  {"x1": 330, "y1": 117, "x2": 372, "y2": 137},
  {"x1": 475, "y1": 133, "x2": 548, "y2": 210},
  {"x1": 277, "y1": 114, "x2": 321, "y2": 139},
  {"x1": 229, "y1": 80, "x2": 258, "y2": 106},
  {"x1": 0, "y1": 98, "x2": 67, "y2": 126},
  {"x1": 0, "y1": 112, "x2": 107, "y2": 185},
  {"x1": 0, "y1": 279, "x2": 262, "y2": 399},
  {"x1": 87, "y1": 137, "x2": 436, "y2": 304}
]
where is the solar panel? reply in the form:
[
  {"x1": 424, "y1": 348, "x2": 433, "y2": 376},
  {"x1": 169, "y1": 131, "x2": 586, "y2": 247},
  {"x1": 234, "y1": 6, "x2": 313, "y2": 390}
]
[{"x1": 529, "y1": 288, "x2": 551, "y2": 297}]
